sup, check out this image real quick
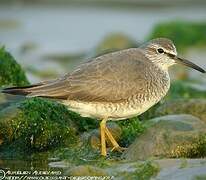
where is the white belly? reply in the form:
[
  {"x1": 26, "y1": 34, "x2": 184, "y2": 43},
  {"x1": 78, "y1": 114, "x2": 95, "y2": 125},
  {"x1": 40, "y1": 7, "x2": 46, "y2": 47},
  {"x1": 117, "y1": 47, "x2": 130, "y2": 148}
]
[{"x1": 62, "y1": 98, "x2": 159, "y2": 121}]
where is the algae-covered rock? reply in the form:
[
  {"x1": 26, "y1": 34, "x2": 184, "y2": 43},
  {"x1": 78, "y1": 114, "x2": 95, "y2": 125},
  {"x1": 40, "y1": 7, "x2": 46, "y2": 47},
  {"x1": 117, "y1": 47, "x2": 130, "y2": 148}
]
[
  {"x1": 123, "y1": 114, "x2": 206, "y2": 160},
  {"x1": 0, "y1": 97, "x2": 78, "y2": 156},
  {"x1": 95, "y1": 33, "x2": 137, "y2": 55},
  {"x1": 155, "y1": 99, "x2": 206, "y2": 123},
  {"x1": 148, "y1": 21, "x2": 206, "y2": 52},
  {"x1": 0, "y1": 47, "x2": 29, "y2": 87}
]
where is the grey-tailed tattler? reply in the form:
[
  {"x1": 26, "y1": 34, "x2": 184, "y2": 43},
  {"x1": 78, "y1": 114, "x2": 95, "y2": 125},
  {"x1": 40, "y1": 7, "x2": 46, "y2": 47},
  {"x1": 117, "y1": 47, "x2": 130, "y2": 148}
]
[{"x1": 2, "y1": 38, "x2": 205, "y2": 156}]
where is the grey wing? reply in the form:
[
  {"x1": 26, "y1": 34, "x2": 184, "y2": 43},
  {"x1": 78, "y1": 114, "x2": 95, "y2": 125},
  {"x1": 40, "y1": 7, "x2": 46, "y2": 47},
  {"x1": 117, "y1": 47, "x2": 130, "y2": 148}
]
[{"x1": 28, "y1": 49, "x2": 153, "y2": 102}]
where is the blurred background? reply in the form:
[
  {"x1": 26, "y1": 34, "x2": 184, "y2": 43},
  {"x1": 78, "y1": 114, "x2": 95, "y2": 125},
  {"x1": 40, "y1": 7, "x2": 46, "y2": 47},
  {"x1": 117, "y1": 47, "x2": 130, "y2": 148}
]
[{"x1": 0, "y1": 0, "x2": 206, "y2": 84}]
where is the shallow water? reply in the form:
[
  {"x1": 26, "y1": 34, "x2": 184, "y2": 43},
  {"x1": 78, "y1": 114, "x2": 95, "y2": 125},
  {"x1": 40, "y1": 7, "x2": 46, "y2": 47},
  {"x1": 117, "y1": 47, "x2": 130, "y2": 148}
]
[{"x1": 0, "y1": 151, "x2": 67, "y2": 174}]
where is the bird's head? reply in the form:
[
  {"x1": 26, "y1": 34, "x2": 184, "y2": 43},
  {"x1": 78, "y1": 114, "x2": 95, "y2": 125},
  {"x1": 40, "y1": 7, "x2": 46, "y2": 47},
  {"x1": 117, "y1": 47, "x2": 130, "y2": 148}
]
[{"x1": 140, "y1": 38, "x2": 205, "y2": 73}]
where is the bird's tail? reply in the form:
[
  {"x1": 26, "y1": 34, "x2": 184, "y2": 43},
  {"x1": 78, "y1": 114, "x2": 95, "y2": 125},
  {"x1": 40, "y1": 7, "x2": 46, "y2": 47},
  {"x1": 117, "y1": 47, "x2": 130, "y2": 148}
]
[
  {"x1": 2, "y1": 83, "x2": 45, "y2": 96},
  {"x1": 1, "y1": 79, "x2": 68, "y2": 100}
]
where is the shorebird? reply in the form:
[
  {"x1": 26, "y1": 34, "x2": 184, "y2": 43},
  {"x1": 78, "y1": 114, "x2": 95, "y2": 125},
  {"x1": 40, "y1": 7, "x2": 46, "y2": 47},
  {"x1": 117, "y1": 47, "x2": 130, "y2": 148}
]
[{"x1": 2, "y1": 38, "x2": 205, "y2": 156}]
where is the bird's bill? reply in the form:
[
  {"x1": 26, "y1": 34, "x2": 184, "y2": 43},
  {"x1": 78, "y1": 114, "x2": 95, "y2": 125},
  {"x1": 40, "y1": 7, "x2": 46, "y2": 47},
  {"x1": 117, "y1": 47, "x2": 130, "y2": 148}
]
[{"x1": 174, "y1": 56, "x2": 205, "y2": 73}]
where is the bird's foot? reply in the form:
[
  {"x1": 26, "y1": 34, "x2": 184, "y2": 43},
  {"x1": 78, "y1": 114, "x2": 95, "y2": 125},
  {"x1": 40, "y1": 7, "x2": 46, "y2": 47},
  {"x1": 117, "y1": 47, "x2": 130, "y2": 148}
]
[{"x1": 111, "y1": 145, "x2": 127, "y2": 153}]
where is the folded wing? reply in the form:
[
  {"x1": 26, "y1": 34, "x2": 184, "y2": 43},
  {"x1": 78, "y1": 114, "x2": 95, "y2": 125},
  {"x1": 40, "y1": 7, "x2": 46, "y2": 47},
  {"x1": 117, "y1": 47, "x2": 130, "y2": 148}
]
[{"x1": 3, "y1": 49, "x2": 154, "y2": 103}]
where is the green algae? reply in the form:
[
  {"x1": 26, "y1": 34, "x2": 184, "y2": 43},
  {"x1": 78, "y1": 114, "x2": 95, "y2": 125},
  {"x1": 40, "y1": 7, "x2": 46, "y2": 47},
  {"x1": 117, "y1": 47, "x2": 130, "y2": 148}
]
[
  {"x1": 169, "y1": 134, "x2": 206, "y2": 158},
  {"x1": 117, "y1": 117, "x2": 146, "y2": 147},
  {"x1": 121, "y1": 161, "x2": 159, "y2": 180},
  {"x1": 54, "y1": 142, "x2": 110, "y2": 167},
  {"x1": 0, "y1": 97, "x2": 78, "y2": 157},
  {"x1": 0, "y1": 47, "x2": 29, "y2": 87}
]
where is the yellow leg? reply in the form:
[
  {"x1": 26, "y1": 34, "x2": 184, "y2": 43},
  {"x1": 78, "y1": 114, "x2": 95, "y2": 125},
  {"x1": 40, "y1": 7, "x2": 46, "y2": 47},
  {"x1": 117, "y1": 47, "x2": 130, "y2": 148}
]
[
  {"x1": 100, "y1": 118, "x2": 107, "y2": 156},
  {"x1": 105, "y1": 126, "x2": 127, "y2": 152}
]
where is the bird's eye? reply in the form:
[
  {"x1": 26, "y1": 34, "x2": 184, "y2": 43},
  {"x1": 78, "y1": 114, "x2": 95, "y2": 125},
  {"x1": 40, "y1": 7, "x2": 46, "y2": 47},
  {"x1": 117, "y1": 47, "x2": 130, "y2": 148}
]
[{"x1": 157, "y1": 48, "x2": 164, "y2": 54}]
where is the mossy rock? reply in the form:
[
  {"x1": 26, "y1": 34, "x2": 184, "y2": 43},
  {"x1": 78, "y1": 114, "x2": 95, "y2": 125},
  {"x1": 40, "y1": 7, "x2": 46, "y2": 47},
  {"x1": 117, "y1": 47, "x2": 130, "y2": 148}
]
[
  {"x1": 0, "y1": 97, "x2": 78, "y2": 157},
  {"x1": 148, "y1": 21, "x2": 206, "y2": 52},
  {"x1": 0, "y1": 47, "x2": 29, "y2": 87},
  {"x1": 169, "y1": 134, "x2": 206, "y2": 158},
  {"x1": 123, "y1": 114, "x2": 206, "y2": 160},
  {"x1": 95, "y1": 33, "x2": 138, "y2": 55}
]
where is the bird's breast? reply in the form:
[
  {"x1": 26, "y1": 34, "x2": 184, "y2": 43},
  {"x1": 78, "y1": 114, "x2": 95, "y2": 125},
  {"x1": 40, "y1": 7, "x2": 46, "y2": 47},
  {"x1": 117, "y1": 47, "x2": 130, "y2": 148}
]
[{"x1": 63, "y1": 84, "x2": 169, "y2": 121}]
